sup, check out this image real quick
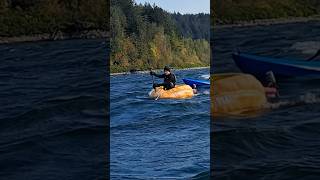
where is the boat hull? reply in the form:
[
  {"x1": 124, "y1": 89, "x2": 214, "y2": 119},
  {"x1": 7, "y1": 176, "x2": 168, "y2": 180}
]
[
  {"x1": 182, "y1": 78, "x2": 210, "y2": 87},
  {"x1": 233, "y1": 53, "x2": 320, "y2": 79}
]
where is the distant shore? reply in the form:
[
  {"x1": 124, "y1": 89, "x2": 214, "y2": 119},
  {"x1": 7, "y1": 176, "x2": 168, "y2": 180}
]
[
  {"x1": 215, "y1": 15, "x2": 320, "y2": 29},
  {"x1": 110, "y1": 66, "x2": 209, "y2": 76},
  {"x1": 0, "y1": 30, "x2": 109, "y2": 44}
]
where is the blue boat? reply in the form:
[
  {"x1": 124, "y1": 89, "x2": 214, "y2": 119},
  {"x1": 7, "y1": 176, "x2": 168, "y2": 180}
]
[
  {"x1": 182, "y1": 78, "x2": 210, "y2": 87},
  {"x1": 233, "y1": 52, "x2": 320, "y2": 79}
]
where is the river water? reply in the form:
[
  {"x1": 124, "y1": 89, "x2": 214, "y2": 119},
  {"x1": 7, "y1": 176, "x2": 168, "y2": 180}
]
[
  {"x1": 110, "y1": 68, "x2": 210, "y2": 179},
  {"x1": 3, "y1": 21, "x2": 319, "y2": 180},
  {"x1": 212, "y1": 21, "x2": 320, "y2": 179},
  {"x1": 0, "y1": 39, "x2": 108, "y2": 180}
]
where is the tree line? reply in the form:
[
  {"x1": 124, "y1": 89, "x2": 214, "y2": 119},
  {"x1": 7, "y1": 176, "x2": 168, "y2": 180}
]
[
  {"x1": 0, "y1": 0, "x2": 108, "y2": 37},
  {"x1": 213, "y1": 0, "x2": 320, "y2": 24},
  {"x1": 172, "y1": 13, "x2": 210, "y2": 40},
  {"x1": 111, "y1": 0, "x2": 210, "y2": 73}
]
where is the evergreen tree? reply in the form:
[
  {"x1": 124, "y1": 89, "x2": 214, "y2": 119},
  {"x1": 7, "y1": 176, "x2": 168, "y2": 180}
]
[{"x1": 110, "y1": 0, "x2": 210, "y2": 73}]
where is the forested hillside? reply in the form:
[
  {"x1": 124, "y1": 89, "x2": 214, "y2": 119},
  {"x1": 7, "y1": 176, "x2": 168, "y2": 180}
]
[
  {"x1": 0, "y1": 0, "x2": 108, "y2": 37},
  {"x1": 213, "y1": 0, "x2": 320, "y2": 24},
  {"x1": 111, "y1": 0, "x2": 210, "y2": 73},
  {"x1": 172, "y1": 13, "x2": 210, "y2": 40}
]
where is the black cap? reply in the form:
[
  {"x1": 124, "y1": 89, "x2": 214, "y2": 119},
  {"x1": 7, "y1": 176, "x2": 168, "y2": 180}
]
[{"x1": 164, "y1": 66, "x2": 171, "y2": 72}]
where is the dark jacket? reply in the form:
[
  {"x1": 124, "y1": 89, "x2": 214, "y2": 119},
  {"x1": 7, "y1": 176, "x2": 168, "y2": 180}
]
[{"x1": 154, "y1": 73, "x2": 176, "y2": 85}]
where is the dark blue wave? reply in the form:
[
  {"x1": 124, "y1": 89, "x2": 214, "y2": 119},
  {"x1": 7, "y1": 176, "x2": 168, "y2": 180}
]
[
  {"x1": 111, "y1": 69, "x2": 210, "y2": 178},
  {"x1": 212, "y1": 21, "x2": 320, "y2": 179},
  {"x1": 0, "y1": 39, "x2": 108, "y2": 180}
]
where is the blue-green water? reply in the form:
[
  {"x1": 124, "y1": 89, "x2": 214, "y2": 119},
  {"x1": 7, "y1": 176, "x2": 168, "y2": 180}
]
[
  {"x1": 0, "y1": 39, "x2": 108, "y2": 180},
  {"x1": 212, "y1": 21, "x2": 320, "y2": 179},
  {"x1": 110, "y1": 69, "x2": 210, "y2": 179}
]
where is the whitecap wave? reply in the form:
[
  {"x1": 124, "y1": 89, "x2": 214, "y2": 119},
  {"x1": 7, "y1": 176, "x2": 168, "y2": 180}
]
[
  {"x1": 291, "y1": 41, "x2": 320, "y2": 55},
  {"x1": 265, "y1": 92, "x2": 320, "y2": 109},
  {"x1": 200, "y1": 74, "x2": 210, "y2": 79}
]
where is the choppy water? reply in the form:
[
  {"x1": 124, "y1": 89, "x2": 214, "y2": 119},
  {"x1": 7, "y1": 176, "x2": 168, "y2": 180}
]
[
  {"x1": 212, "y1": 21, "x2": 320, "y2": 179},
  {"x1": 110, "y1": 69, "x2": 210, "y2": 179},
  {"x1": 0, "y1": 39, "x2": 108, "y2": 180}
]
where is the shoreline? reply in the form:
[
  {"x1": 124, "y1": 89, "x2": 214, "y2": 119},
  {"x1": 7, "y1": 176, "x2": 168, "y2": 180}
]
[
  {"x1": 214, "y1": 15, "x2": 320, "y2": 29},
  {"x1": 2, "y1": 16, "x2": 320, "y2": 43},
  {"x1": 0, "y1": 30, "x2": 109, "y2": 44},
  {"x1": 110, "y1": 66, "x2": 209, "y2": 76}
]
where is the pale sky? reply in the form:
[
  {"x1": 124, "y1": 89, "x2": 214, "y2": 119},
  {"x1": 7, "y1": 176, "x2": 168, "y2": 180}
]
[{"x1": 134, "y1": 0, "x2": 210, "y2": 14}]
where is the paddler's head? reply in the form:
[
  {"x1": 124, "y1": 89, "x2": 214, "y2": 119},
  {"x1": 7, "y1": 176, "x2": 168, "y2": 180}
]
[{"x1": 164, "y1": 66, "x2": 171, "y2": 75}]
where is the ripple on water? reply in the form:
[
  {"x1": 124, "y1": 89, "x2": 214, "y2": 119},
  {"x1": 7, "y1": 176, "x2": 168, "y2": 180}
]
[
  {"x1": 212, "y1": 21, "x2": 320, "y2": 179},
  {"x1": 111, "y1": 68, "x2": 210, "y2": 179}
]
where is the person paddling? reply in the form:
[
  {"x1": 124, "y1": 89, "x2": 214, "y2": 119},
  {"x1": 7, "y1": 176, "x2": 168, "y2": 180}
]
[
  {"x1": 150, "y1": 66, "x2": 176, "y2": 90},
  {"x1": 307, "y1": 49, "x2": 320, "y2": 61}
]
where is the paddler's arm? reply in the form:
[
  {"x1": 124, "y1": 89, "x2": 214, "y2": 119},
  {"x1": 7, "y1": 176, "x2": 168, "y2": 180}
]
[
  {"x1": 150, "y1": 71, "x2": 164, "y2": 78},
  {"x1": 306, "y1": 49, "x2": 320, "y2": 61}
]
